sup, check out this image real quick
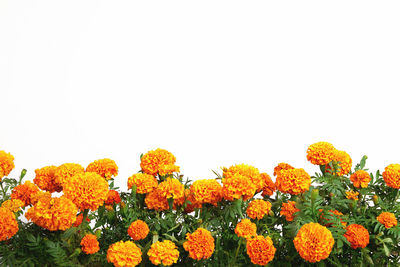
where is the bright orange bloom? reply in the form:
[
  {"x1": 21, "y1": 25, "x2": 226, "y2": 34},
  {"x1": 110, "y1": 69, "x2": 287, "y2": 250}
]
[
  {"x1": 382, "y1": 164, "x2": 400, "y2": 189},
  {"x1": 273, "y1": 163, "x2": 294, "y2": 176},
  {"x1": 86, "y1": 158, "x2": 118, "y2": 180},
  {"x1": 222, "y1": 173, "x2": 256, "y2": 201},
  {"x1": 0, "y1": 150, "x2": 14, "y2": 180},
  {"x1": 30, "y1": 191, "x2": 52, "y2": 205},
  {"x1": 190, "y1": 179, "x2": 222, "y2": 206},
  {"x1": 280, "y1": 201, "x2": 300, "y2": 221},
  {"x1": 275, "y1": 168, "x2": 311, "y2": 195},
  {"x1": 235, "y1": 219, "x2": 257, "y2": 239},
  {"x1": 81, "y1": 234, "x2": 100, "y2": 254},
  {"x1": 145, "y1": 189, "x2": 169, "y2": 211},
  {"x1": 318, "y1": 209, "x2": 347, "y2": 227},
  {"x1": 223, "y1": 164, "x2": 264, "y2": 192},
  {"x1": 377, "y1": 212, "x2": 398, "y2": 229},
  {"x1": 346, "y1": 190, "x2": 359, "y2": 201},
  {"x1": 260, "y1": 173, "x2": 276, "y2": 197},
  {"x1": 54, "y1": 163, "x2": 85, "y2": 187},
  {"x1": 293, "y1": 222, "x2": 334, "y2": 263},
  {"x1": 63, "y1": 172, "x2": 109, "y2": 211},
  {"x1": 246, "y1": 199, "x2": 271, "y2": 220},
  {"x1": 147, "y1": 240, "x2": 179, "y2": 266},
  {"x1": 350, "y1": 170, "x2": 371, "y2": 188},
  {"x1": 127, "y1": 173, "x2": 158, "y2": 194},
  {"x1": 140, "y1": 149, "x2": 180, "y2": 176},
  {"x1": 183, "y1": 228, "x2": 215, "y2": 260},
  {"x1": 307, "y1": 142, "x2": 336, "y2": 166},
  {"x1": 11, "y1": 180, "x2": 40, "y2": 206},
  {"x1": 105, "y1": 190, "x2": 121, "y2": 205},
  {"x1": 107, "y1": 240, "x2": 142, "y2": 267},
  {"x1": 0, "y1": 207, "x2": 19, "y2": 241},
  {"x1": 128, "y1": 220, "x2": 149, "y2": 241},
  {"x1": 73, "y1": 213, "x2": 90, "y2": 227},
  {"x1": 326, "y1": 150, "x2": 352, "y2": 176},
  {"x1": 157, "y1": 178, "x2": 184, "y2": 200},
  {"x1": 1, "y1": 199, "x2": 24, "y2": 213},
  {"x1": 344, "y1": 224, "x2": 369, "y2": 249},
  {"x1": 33, "y1": 166, "x2": 62, "y2": 193},
  {"x1": 25, "y1": 196, "x2": 77, "y2": 231},
  {"x1": 246, "y1": 235, "x2": 276, "y2": 265}
]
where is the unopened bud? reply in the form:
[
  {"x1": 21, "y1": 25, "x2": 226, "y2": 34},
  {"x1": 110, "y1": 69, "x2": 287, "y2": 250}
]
[
  {"x1": 311, "y1": 189, "x2": 319, "y2": 201},
  {"x1": 373, "y1": 195, "x2": 379, "y2": 205}
]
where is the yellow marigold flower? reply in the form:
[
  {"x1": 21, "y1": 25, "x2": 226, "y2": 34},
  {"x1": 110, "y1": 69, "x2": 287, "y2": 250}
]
[
  {"x1": 280, "y1": 201, "x2": 300, "y2": 222},
  {"x1": 73, "y1": 213, "x2": 90, "y2": 227},
  {"x1": 318, "y1": 209, "x2": 347, "y2": 227},
  {"x1": 223, "y1": 164, "x2": 264, "y2": 192},
  {"x1": 273, "y1": 163, "x2": 294, "y2": 176},
  {"x1": 293, "y1": 222, "x2": 334, "y2": 263},
  {"x1": 86, "y1": 158, "x2": 118, "y2": 180},
  {"x1": 326, "y1": 150, "x2": 352, "y2": 176},
  {"x1": 306, "y1": 142, "x2": 336, "y2": 165},
  {"x1": 156, "y1": 178, "x2": 184, "y2": 200},
  {"x1": 30, "y1": 191, "x2": 52, "y2": 205},
  {"x1": 377, "y1": 212, "x2": 398, "y2": 229},
  {"x1": 1, "y1": 199, "x2": 24, "y2": 213},
  {"x1": 147, "y1": 240, "x2": 179, "y2": 266},
  {"x1": 346, "y1": 190, "x2": 359, "y2": 201},
  {"x1": 33, "y1": 166, "x2": 62, "y2": 193},
  {"x1": 81, "y1": 234, "x2": 100, "y2": 255},
  {"x1": 275, "y1": 168, "x2": 311, "y2": 195},
  {"x1": 11, "y1": 180, "x2": 40, "y2": 206},
  {"x1": 260, "y1": 173, "x2": 276, "y2": 197},
  {"x1": 0, "y1": 150, "x2": 14, "y2": 180},
  {"x1": 190, "y1": 179, "x2": 222, "y2": 206},
  {"x1": 344, "y1": 224, "x2": 369, "y2": 249},
  {"x1": 63, "y1": 172, "x2": 109, "y2": 211},
  {"x1": 127, "y1": 173, "x2": 158, "y2": 194},
  {"x1": 350, "y1": 170, "x2": 371, "y2": 188},
  {"x1": 128, "y1": 220, "x2": 149, "y2": 241},
  {"x1": 382, "y1": 164, "x2": 400, "y2": 189},
  {"x1": 145, "y1": 189, "x2": 169, "y2": 211},
  {"x1": 183, "y1": 228, "x2": 215, "y2": 260},
  {"x1": 140, "y1": 148, "x2": 180, "y2": 176},
  {"x1": 0, "y1": 207, "x2": 19, "y2": 241},
  {"x1": 107, "y1": 240, "x2": 142, "y2": 267},
  {"x1": 25, "y1": 196, "x2": 78, "y2": 231},
  {"x1": 222, "y1": 173, "x2": 256, "y2": 201},
  {"x1": 105, "y1": 190, "x2": 121, "y2": 205},
  {"x1": 246, "y1": 235, "x2": 276, "y2": 265},
  {"x1": 246, "y1": 199, "x2": 272, "y2": 220},
  {"x1": 235, "y1": 218, "x2": 257, "y2": 239},
  {"x1": 54, "y1": 163, "x2": 85, "y2": 187}
]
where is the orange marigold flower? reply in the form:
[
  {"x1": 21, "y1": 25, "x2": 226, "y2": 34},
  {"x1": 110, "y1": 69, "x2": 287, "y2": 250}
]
[
  {"x1": 145, "y1": 189, "x2": 169, "y2": 211},
  {"x1": 140, "y1": 149, "x2": 180, "y2": 176},
  {"x1": 260, "y1": 173, "x2": 276, "y2": 197},
  {"x1": 156, "y1": 178, "x2": 184, "y2": 200},
  {"x1": 344, "y1": 224, "x2": 369, "y2": 249},
  {"x1": 1, "y1": 199, "x2": 24, "y2": 213},
  {"x1": 147, "y1": 240, "x2": 179, "y2": 266},
  {"x1": 33, "y1": 166, "x2": 62, "y2": 193},
  {"x1": 273, "y1": 163, "x2": 294, "y2": 176},
  {"x1": 306, "y1": 142, "x2": 336, "y2": 166},
  {"x1": 63, "y1": 172, "x2": 109, "y2": 211},
  {"x1": 107, "y1": 240, "x2": 142, "y2": 267},
  {"x1": 73, "y1": 213, "x2": 91, "y2": 227},
  {"x1": 318, "y1": 209, "x2": 347, "y2": 227},
  {"x1": 382, "y1": 164, "x2": 400, "y2": 189},
  {"x1": 222, "y1": 173, "x2": 256, "y2": 201},
  {"x1": 81, "y1": 234, "x2": 100, "y2": 254},
  {"x1": 275, "y1": 168, "x2": 311, "y2": 195},
  {"x1": 350, "y1": 170, "x2": 371, "y2": 188},
  {"x1": 182, "y1": 188, "x2": 202, "y2": 213},
  {"x1": 86, "y1": 158, "x2": 118, "y2": 180},
  {"x1": 346, "y1": 190, "x2": 359, "y2": 201},
  {"x1": 105, "y1": 190, "x2": 121, "y2": 205},
  {"x1": 223, "y1": 164, "x2": 264, "y2": 192},
  {"x1": 0, "y1": 207, "x2": 19, "y2": 241},
  {"x1": 25, "y1": 196, "x2": 78, "y2": 231},
  {"x1": 11, "y1": 180, "x2": 40, "y2": 206},
  {"x1": 190, "y1": 179, "x2": 222, "y2": 206},
  {"x1": 30, "y1": 190, "x2": 52, "y2": 205},
  {"x1": 326, "y1": 150, "x2": 352, "y2": 176},
  {"x1": 127, "y1": 173, "x2": 158, "y2": 194},
  {"x1": 128, "y1": 220, "x2": 149, "y2": 241},
  {"x1": 235, "y1": 218, "x2": 257, "y2": 239},
  {"x1": 246, "y1": 235, "x2": 276, "y2": 265},
  {"x1": 377, "y1": 212, "x2": 398, "y2": 229},
  {"x1": 246, "y1": 199, "x2": 272, "y2": 220},
  {"x1": 0, "y1": 150, "x2": 14, "y2": 180},
  {"x1": 294, "y1": 222, "x2": 334, "y2": 263},
  {"x1": 280, "y1": 201, "x2": 300, "y2": 221},
  {"x1": 54, "y1": 163, "x2": 85, "y2": 187},
  {"x1": 183, "y1": 228, "x2": 215, "y2": 260}
]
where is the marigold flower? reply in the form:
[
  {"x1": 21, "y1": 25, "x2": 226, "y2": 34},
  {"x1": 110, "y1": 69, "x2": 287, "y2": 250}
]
[
  {"x1": 30, "y1": 190, "x2": 52, "y2": 205},
  {"x1": 25, "y1": 196, "x2": 78, "y2": 231},
  {"x1": 273, "y1": 163, "x2": 294, "y2": 176},
  {"x1": 63, "y1": 172, "x2": 109, "y2": 211},
  {"x1": 147, "y1": 240, "x2": 179, "y2": 266},
  {"x1": 260, "y1": 173, "x2": 276, "y2": 197},
  {"x1": 157, "y1": 178, "x2": 184, "y2": 200},
  {"x1": 11, "y1": 180, "x2": 40, "y2": 206},
  {"x1": 140, "y1": 148, "x2": 180, "y2": 176},
  {"x1": 0, "y1": 207, "x2": 19, "y2": 241},
  {"x1": 105, "y1": 190, "x2": 121, "y2": 205},
  {"x1": 190, "y1": 179, "x2": 222, "y2": 206},
  {"x1": 183, "y1": 228, "x2": 215, "y2": 260},
  {"x1": 346, "y1": 190, "x2": 359, "y2": 201},
  {"x1": 73, "y1": 213, "x2": 90, "y2": 227},
  {"x1": 350, "y1": 170, "x2": 371, "y2": 188},
  {"x1": 382, "y1": 164, "x2": 400, "y2": 189},
  {"x1": 293, "y1": 222, "x2": 334, "y2": 263},
  {"x1": 246, "y1": 199, "x2": 272, "y2": 220},
  {"x1": 222, "y1": 173, "x2": 256, "y2": 201},
  {"x1": 81, "y1": 234, "x2": 100, "y2": 254},
  {"x1": 128, "y1": 220, "x2": 149, "y2": 241},
  {"x1": 0, "y1": 150, "x2": 14, "y2": 180},
  {"x1": 86, "y1": 158, "x2": 118, "y2": 180},
  {"x1": 344, "y1": 224, "x2": 369, "y2": 249},
  {"x1": 280, "y1": 201, "x2": 300, "y2": 221},
  {"x1": 127, "y1": 173, "x2": 158, "y2": 194},
  {"x1": 33, "y1": 166, "x2": 62, "y2": 193},
  {"x1": 235, "y1": 218, "x2": 257, "y2": 239},
  {"x1": 54, "y1": 163, "x2": 85, "y2": 186},
  {"x1": 1, "y1": 199, "x2": 24, "y2": 212},
  {"x1": 145, "y1": 189, "x2": 169, "y2": 211},
  {"x1": 223, "y1": 164, "x2": 264, "y2": 192},
  {"x1": 307, "y1": 142, "x2": 336, "y2": 165},
  {"x1": 318, "y1": 209, "x2": 347, "y2": 227},
  {"x1": 326, "y1": 150, "x2": 352, "y2": 176},
  {"x1": 246, "y1": 235, "x2": 276, "y2": 265},
  {"x1": 275, "y1": 168, "x2": 311, "y2": 195},
  {"x1": 107, "y1": 240, "x2": 142, "y2": 267},
  {"x1": 377, "y1": 212, "x2": 398, "y2": 229}
]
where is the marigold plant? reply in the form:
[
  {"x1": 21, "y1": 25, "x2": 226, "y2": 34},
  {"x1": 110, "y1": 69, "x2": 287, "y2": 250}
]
[
  {"x1": 0, "y1": 150, "x2": 14, "y2": 180},
  {"x1": 280, "y1": 200, "x2": 300, "y2": 221},
  {"x1": 128, "y1": 220, "x2": 149, "y2": 241},
  {"x1": 344, "y1": 224, "x2": 370, "y2": 249},
  {"x1": 1, "y1": 199, "x2": 24, "y2": 212},
  {"x1": 54, "y1": 163, "x2": 85, "y2": 186},
  {"x1": 33, "y1": 165, "x2": 62, "y2": 193},
  {"x1": 246, "y1": 235, "x2": 276, "y2": 265},
  {"x1": 107, "y1": 240, "x2": 142, "y2": 267},
  {"x1": 350, "y1": 170, "x2": 371, "y2": 188},
  {"x1": 382, "y1": 163, "x2": 400, "y2": 189},
  {"x1": 222, "y1": 173, "x2": 256, "y2": 201},
  {"x1": 260, "y1": 172, "x2": 276, "y2": 196},
  {"x1": 80, "y1": 234, "x2": 100, "y2": 254},
  {"x1": 147, "y1": 240, "x2": 179, "y2": 266},
  {"x1": 183, "y1": 228, "x2": 215, "y2": 260},
  {"x1": 275, "y1": 168, "x2": 311, "y2": 195},
  {"x1": 377, "y1": 212, "x2": 398, "y2": 229},
  {"x1": 0, "y1": 207, "x2": 19, "y2": 241},
  {"x1": 246, "y1": 199, "x2": 271, "y2": 220},
  {"x1": 223, "y1": 164, "x2": 264, "y2": 192},
  {"x1": 235, "y1": 218, "x2": 257, "y2": 239},
  {"x1": 306, "y1": 141, "x2": 336, "y2": 165},
  {"x1": 86, "y1": 158, "x2": 118, "y2": 180},
  {"x1": 190, "y1": 179, "x2": 222, "y2": 205},
  {"x1": 127, "y1": 173, "x2": 158, "y2": 194},
  {"x1": 140, "y1": 148, "x2": 180, "y2": 176},
  {"x1": 10, "y1": 180, "x2": 39, "y2": 206}
]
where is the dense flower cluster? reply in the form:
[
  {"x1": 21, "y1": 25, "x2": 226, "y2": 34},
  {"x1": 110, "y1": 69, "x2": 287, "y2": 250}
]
[
  {"x1": 280, "y1": 201, "x2": 300, "y2": 221},
  {"x1": 127, "y1": 173, "x2": 158, "y2": 194},
  {"x1": 382, "y1": 164, "x2": 400, "y2": 189},
  {"x1": 275, "y1": 168, "x2": 311, "y2": 195},
  {"x1": 246, "y1": 235, "x2": 276, "y2": 265},
  {"x1": 54, "y1": 163, "x2": 85, "y2": 187},
  {"x1": 147, "y1": 240, "x2": 179, "y2": 266},
  {"x1": 183, "y1": 228, "x2": 215, "y2": 260},
  {"x1": 80, "y1": 234, "x2": 100, "y2": 254},
  {"x1": 326, "y1": 150, "x2": 352, "y2": 176},
  {"x1": 346, "y1": 190, "x2": 359, "y2": 200},
  {"x1": 10, "y1": 180, "x2": 39, "y2": 206},
  {"x1": 190, "y1": 179, "x2": 222, "y2": 205},
  {"x1": 86, "y1": 158, "x2": 118, "y2": 180},
  {"x1": 107, "y1": 240, "x2": 142, "y2": 267},
  {"x1": 293, "y1": 222, "x2": 334, "y2": 263},
  {"x1": 344, "y1": 224, "x2": 369, "y2": 249},
  {"x1": 223, "y1": 164, "x2": 263, "y2": 192},
  {"x1": 377, "y1": 212, "x2": 398, "y2": 229},
  {"x1": 235, "y1": 219, "x2": 257, "y2": 239},
  {"x1": 306, "y1": 142, "x2": 336, "y2": 165},
  {"x1": 222, "y1": 173, "x2": 256, "y2": 201},
  {"x1": 140, "y1": 149, "x2": 180, "y2": 176},
  {"x1": 105, "y1": 190, "x2": 121, "y2": 205},
  {"x1": 260, "y1": 173, "x2": 276, "y2": 196},
  {"x1": 350, "y1": 170, "x2": 371, "y2": 188},
  {"x1": 128, "y1": 220, "x2": 149, "y2": 241},
  {"x1": 246, "y1": 199, "x2": 271, "y2": 220},
  {"x1": 0, "y1": 207, "x2": 19, "y2": 241},
  {"x1": 33, "y1": 166, "x2": 62, "y2": 193},
  {"x1": 1, "y1": 199, "x2": 24, "y2": 212},
  {"x1": 0, "y1": 150, "x2": 14, "y2": 180}
]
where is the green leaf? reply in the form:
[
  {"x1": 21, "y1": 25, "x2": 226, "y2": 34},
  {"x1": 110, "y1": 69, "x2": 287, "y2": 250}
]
[{"x1": 383, "y1": 244, "x2": 390, "y2": 257}]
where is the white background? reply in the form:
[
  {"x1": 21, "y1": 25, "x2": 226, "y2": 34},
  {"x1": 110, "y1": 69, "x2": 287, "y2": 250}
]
[{"x1": 1, "y1": 1, "x2": 399, "y2": 191}]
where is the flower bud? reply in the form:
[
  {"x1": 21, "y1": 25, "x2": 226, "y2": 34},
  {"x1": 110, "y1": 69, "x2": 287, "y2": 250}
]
[
  {"x1": 373, "y1": 195, "x2": 379, "y2": 205},
  {"x1": 311, "y1": 189, "x2": 319, "y2": 201}
]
